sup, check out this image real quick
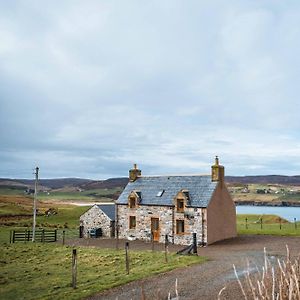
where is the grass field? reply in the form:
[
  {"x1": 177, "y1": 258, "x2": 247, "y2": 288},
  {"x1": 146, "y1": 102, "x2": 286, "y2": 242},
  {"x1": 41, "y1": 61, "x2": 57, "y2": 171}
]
[
  {"x1": 237, "y1": 214, "x2": 300, "y2": 236},
  {"x1": 0, "y1": 191, "x2": 207, "y2": 300},
  {"x1": 1, "y1": 205, "x2": 300, "y2": 299},
  {"x1": 0, "y1": 242, "x2": 205, "y2": 300},
  {"x1": 0, "y1": 186, "x2": 118, "y2": 203}
]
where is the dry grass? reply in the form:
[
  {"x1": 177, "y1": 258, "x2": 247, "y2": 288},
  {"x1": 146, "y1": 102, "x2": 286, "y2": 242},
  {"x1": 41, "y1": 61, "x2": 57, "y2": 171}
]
[{"x1": 220, "y1": 247, "x2": 300, "y2": 300}]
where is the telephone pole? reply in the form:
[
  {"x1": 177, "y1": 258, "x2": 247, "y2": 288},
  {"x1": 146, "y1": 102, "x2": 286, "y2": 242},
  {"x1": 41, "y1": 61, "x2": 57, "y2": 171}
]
[{"x1": 32, "y1": 167, "x2": 39, "y2": 242}]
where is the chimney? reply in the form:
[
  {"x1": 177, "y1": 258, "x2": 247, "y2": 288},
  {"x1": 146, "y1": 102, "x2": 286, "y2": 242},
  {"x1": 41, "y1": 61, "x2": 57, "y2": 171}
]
[
  {"x1": 129, "y1": 163, "x2": 141, "y2": 182},
  {"x1": 211, "y1": 156, "x2": 224, "y2": 183}
]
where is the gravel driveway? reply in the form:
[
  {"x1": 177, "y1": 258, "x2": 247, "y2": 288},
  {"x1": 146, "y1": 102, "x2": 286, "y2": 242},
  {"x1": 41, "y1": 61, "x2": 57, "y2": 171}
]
[{"x1": 68, "y1": 235, "x2": 300, "y2": 300}]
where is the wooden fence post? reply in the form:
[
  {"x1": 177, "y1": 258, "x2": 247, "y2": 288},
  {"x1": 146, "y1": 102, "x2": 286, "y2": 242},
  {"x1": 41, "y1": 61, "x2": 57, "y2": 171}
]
[
  {"x1": 279, "y1": 218, "x2": 282, "y2": 230},
  {"x1": 125, "y1": 242, "x2": 130, "y2": 274},
  {"x1": 42, "y1": 229, "x2": 45, "y2": 243},
  {"x1": 151, "y1": 232, "x2": 154, "y2": 252},
  {"x1": 295, "y1": 218, "x2": 297, "y2": 230},
  {"x1": 12, "y1": 230, "x2": 15, "y2": 243},
  {"x1": 9, "y1": 230, "x2": 12, "y2": 244},
  {"x1": 165, "y1": 235, "x2": 169, "y2": 263},
  {"x1": 245, "y1": 218, "x2": 248, "y2": 229},
  {"x1": 260, "y1": 218, "x2": 263, "y2": 230},
  {"x1": 72, "y1": 249, "x2": 77, "y2": 289},
  {"x1": 54, "y1": 229, "x2": 57, "y2": 242},
  {"x1": 193, "y1": 233, "x2": 197, "y2": 254},
  {"x1": 116, "y1": 225, "x2": 119, "y2": 250},
  {"x1": 62, "y1": 230, "x2": 65, "y2": 245}
]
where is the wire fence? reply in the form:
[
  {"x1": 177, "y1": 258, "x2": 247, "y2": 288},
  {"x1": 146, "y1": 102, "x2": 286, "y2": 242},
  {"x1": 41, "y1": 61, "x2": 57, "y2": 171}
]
[{"x1": 239, "y1": 216, "x2": 299, "y2": 232}]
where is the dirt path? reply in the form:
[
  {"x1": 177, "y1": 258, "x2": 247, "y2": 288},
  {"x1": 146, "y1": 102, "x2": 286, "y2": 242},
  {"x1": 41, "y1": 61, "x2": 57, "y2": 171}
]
[{"x1": 68, "y1": 235, "x2": 300, "y2": 299}]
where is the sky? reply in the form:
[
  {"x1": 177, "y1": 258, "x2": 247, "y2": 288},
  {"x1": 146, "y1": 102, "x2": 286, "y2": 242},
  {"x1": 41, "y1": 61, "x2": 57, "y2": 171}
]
[{"x1": 1, "y1": 0, "x2": 300, "y2": 179}]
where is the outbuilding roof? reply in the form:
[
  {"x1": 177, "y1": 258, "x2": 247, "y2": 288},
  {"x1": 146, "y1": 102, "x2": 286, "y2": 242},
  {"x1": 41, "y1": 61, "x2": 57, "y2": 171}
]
[
  {"x1": 116, "y1": 175, "x2": 218, "y2": 207},
  {"x1": 96, "y1": 204, "x2": 115, "y2": 221}
]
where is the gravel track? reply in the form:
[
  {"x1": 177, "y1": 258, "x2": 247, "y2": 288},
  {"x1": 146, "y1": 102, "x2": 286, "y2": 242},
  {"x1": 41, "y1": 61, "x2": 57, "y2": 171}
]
[{"x1": 68, "y1": 235, "x2": 300, "y2": 300}]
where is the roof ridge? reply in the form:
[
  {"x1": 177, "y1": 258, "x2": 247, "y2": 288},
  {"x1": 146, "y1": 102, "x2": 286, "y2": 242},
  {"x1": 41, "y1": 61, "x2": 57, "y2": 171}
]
[{"x1": 137, "y1": 174, "x2": 210, "y2": 178}]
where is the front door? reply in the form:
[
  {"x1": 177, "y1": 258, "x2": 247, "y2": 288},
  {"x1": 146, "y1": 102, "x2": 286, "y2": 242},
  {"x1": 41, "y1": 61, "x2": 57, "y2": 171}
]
[{"x1": 151, "y1": 218, "x2": 160, "y2": 242}]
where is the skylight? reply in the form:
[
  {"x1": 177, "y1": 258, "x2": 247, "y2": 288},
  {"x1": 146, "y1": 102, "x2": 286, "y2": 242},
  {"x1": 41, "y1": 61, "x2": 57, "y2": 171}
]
[{"x1": 156, "y1": 190, "x2": 164, "y2": 197}]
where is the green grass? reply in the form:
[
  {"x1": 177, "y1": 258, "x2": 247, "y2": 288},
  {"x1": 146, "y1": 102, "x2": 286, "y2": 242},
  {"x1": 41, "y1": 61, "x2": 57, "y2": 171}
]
[
  {"x1": 36, "y1": 206, "x2": 88, "y2": 228},
  {"x1": 0, "y1": 202, "x2": 31, "y2": 215},
  {"x1": 0, "y1": 186, "x2": 26, "y2": 196},
  {"x1": 35, "y1": 188, "x2": 121, "y2": 202},
  {"x1": 1, "y1": 206, "x2": 88, "y2": 229},
  {"x1": 279, "y1": 193, "x2": 300, "y2": 201},
  {"x1": 0, "y1": 186, "x2": 119, "y2": 202},
  {"x1": 0, "y1": 226, "x2": 79, "y2": 244},
  {"x1": 0, "y1": 242, "x2": 205, "y2": 300},
  {"x1": 237, "y1": 214, "x2": 300, "y2": 236}
]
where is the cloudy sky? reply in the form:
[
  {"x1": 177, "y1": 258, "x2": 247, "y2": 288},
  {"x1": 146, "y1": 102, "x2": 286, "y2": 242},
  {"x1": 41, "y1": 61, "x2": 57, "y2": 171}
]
[{"x1": 1, "y1": 0, "x2": 300, "y2": 179}]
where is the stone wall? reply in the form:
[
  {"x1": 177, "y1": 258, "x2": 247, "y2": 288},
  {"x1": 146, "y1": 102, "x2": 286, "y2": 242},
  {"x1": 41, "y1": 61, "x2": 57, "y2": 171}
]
[
  {"x1": 80, "y1": 205, "x2": 113, "y2": 238},
  {"x1": 117, "y1": 204, "x2": 207, "y2": 245}
]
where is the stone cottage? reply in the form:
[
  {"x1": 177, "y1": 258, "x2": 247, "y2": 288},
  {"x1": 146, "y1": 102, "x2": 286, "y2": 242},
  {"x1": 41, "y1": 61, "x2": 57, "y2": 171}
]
[
  {"x1": 80, "y1": 204, "x2": 115, "y2": 238},
  {"x1": 116, "y1": 157, "x2": 236, "y2": 245}
]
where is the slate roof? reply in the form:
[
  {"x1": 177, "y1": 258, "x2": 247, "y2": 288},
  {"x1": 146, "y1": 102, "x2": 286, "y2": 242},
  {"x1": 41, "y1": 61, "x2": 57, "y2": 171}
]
[
  {"x1": 116, "y1": 175, "x2": 218, "y2": 207},
  {"x1": 96, "y1": 204, "x2": 115, "y2": 221}
]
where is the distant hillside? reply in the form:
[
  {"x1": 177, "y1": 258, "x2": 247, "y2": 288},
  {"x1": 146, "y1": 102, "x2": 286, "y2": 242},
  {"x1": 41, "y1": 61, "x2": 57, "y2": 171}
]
[
  {"x1": 0, "y1": 178, "x2": 93, "y2": 189},
  {"x1": 80, "y1": 178, "x2": 128, "y2": 190},
  {"x1": 0, "y1": 177, "x2": 128, "y2": 190},
  {"x1": 1, "y1": 175, "x2": 300, "y2": 191},
  {"x1": 226, "y1": 175, "x2": 300, "y2": 185}
]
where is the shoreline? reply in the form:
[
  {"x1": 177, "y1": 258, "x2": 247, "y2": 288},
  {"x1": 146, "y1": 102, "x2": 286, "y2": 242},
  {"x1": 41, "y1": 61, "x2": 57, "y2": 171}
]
[{"x1": 235, "y1": 200, "x2": 300, "y2": 207}]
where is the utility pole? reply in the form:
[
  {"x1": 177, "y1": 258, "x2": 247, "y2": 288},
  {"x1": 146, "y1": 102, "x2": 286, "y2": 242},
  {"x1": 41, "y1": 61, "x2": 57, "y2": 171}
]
[{"x1": 32, "y1": 167, "x2": 39, "y2": 242}]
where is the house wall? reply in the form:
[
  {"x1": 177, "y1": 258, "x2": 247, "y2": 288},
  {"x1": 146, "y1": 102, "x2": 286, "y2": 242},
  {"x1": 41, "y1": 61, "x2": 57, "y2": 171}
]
[
  {"x1": 207, "y1": 182, "x2": 237, "y2": 244},
  {"x1": 80, "y1": 205, "x2": 113, "y2": 238},
  {"x1": 117, "y1": 204, "x2": 207, "y2": 245}
]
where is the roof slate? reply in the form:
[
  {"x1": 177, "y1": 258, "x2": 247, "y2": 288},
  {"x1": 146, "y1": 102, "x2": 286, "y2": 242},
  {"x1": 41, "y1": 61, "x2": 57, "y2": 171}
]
[
  {"x1": 116, "y1": 175, "x2": 218, "y2": 207},
  {"x1": 96, "y1": 204, "x2": 115, "y2": 220}
]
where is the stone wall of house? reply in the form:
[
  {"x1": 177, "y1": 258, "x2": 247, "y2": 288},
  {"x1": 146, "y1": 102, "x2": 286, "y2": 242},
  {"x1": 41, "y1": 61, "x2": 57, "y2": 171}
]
[
  {"x1": 80, "y1": 205, "x2": 113, "y2": 238},
  {"x1": 117, "y1": 204, "x2": 207, "y2": 245},
  {"x1": 173, "y1": 207, "x2": 207, "y2": 245}
]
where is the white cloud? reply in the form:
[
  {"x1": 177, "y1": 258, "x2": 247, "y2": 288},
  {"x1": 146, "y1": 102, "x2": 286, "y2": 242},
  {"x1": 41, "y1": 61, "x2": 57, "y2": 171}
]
[{"x1": 1, "y1": 1, "x2": 300, "y2": 178}]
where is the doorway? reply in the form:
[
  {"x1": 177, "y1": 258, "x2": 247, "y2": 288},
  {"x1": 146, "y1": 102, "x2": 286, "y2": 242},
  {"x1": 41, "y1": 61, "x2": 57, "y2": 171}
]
[{"x1": 151, "y1": 218, "x2": 160, "y2": 241}]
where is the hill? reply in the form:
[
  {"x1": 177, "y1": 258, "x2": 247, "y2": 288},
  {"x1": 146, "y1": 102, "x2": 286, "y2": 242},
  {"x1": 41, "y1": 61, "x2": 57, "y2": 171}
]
[
  {"x1": 2, "y1": 175, "x2": 300, "y2": 192},
  {"x1": 0, "y1": 177, "x2": 128, "y2": 191},
  {"x1": 226, "y1": 175, "x2": 300, "y2": 185}
]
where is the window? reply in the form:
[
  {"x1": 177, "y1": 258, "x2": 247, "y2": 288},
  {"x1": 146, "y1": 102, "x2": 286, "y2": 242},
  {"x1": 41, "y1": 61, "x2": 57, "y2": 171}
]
[
  {"x1": 183, "y1": 191, "x2": 190, "y2": 201},
  {"x1": 176, "y1": 220, "x2": 184, "y2": 234},
  {"x1": 177, "y1": 199, "x2": 184, "y2": 212},
  {"x1": 129, "y1": 197, "x2": 136, "y2": 208},
  {"x1": 129, "y1": 216, "x2": 136, "y2": 229},
  {"x1": 156, "y1": 190, "x2": 164, "y2": 197}
]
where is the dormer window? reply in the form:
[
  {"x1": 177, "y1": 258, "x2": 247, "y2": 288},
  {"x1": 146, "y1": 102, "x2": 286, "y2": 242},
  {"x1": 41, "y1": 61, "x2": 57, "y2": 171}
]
[
  {"x1": 128, "y1": 190, "x2": 141, "y2": 208},
  {"x1": 175, "y1": 190, "x2": 189, "y2": 212},
  {"x1": 177, "y1": 199, "x2": 184, "y2": 212},
  {"x1": 182, "y1": 191, "x2": 190, "y2": 202},
  {"x1": 129, "y1": 197, "x2": 136, "y2": 208}
]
